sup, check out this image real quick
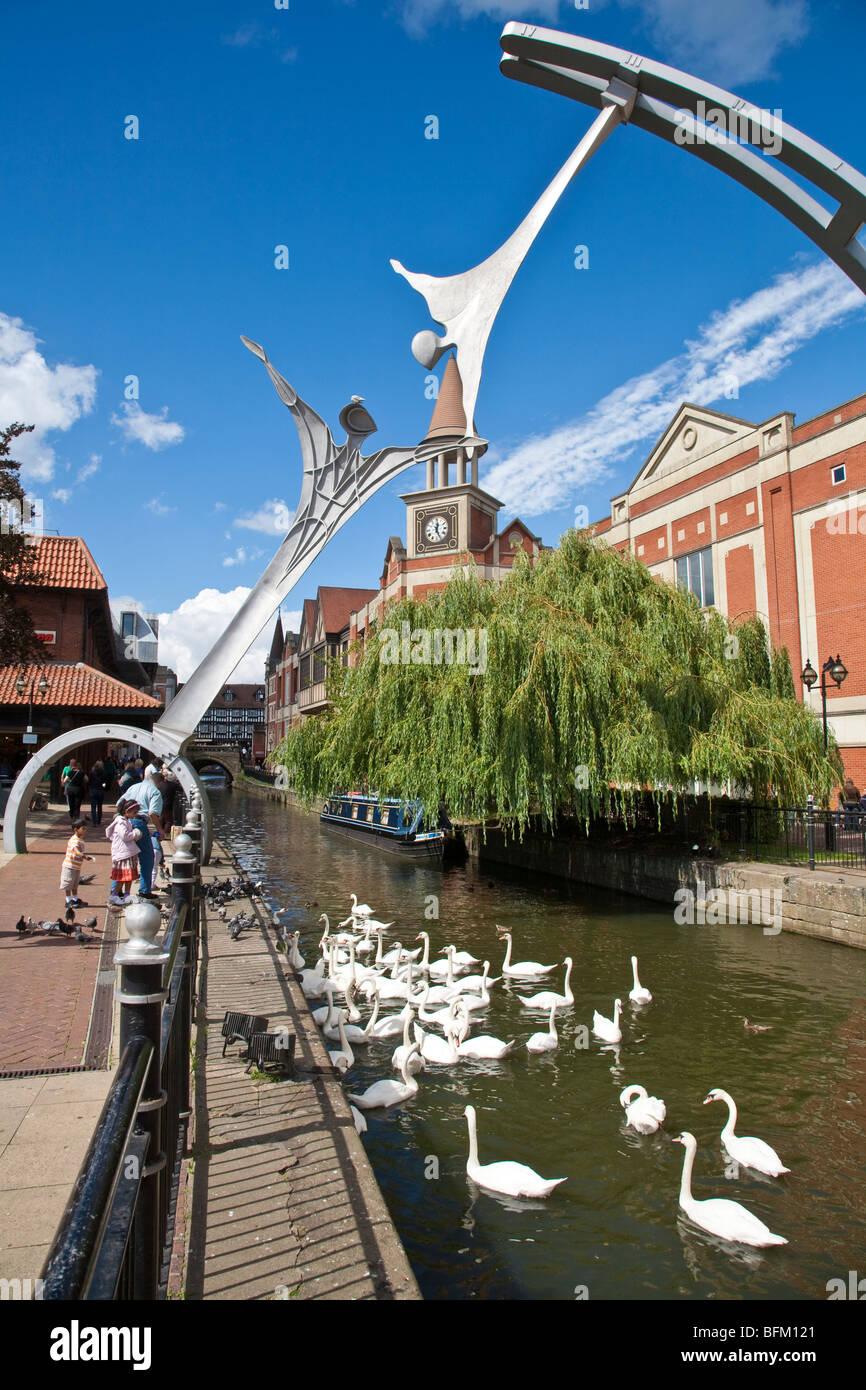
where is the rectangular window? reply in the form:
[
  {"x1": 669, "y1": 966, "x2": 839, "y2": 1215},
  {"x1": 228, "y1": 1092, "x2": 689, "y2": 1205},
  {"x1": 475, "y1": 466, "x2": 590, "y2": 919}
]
[
  {"x1": 832, "y1": 463, "x2": 846, "y2": 485},
  {"x1": 676, "y1": 547, "x2": 714, "y2": 607}
]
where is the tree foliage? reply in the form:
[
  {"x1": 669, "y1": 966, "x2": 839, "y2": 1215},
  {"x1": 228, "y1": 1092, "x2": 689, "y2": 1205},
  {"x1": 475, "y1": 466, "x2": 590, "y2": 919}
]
[
  {"x1": 275, "y1": 530, "x2": 841, "y2": 833},
  {"x1": 0, "y1": 423, "x2": 42, "y2": 666}
]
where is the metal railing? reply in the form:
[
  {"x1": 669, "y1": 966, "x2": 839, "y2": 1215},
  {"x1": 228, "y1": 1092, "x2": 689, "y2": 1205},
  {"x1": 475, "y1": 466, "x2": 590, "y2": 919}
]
[
  {"x1": 709, "y1": 801, "x2": 866, "y2": 872},
  {"x1": 40, "y1": 800, "x2": 202, "y2": 1300}
]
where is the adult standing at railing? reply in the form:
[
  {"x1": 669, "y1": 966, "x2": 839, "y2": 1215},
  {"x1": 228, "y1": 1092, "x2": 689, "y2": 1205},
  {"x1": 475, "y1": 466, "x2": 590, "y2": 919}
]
[{"x1": 117, "y1": 768, "x2": 163, "y2": 901}]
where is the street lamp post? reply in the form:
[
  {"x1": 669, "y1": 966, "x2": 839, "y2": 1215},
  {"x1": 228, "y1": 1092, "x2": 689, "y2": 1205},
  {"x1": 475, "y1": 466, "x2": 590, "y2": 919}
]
[
  {"x1": 801, "y1": 655, "x2": 848, "y2": 754},
  {"x1": 15, "y1": 668, "x2": 50, "y2": 745}
]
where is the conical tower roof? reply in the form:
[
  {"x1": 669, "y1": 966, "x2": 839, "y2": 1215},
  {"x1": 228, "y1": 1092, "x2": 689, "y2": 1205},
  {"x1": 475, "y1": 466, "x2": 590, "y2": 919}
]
[{"x1": 426, "y1": 355, "x2": 466, "y2": 439}]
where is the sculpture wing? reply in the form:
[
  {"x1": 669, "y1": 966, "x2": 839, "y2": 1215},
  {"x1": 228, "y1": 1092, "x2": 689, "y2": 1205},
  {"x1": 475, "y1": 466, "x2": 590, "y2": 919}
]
[{"x1": 241, "y1": 336, "x2": 336, "y2": 479}]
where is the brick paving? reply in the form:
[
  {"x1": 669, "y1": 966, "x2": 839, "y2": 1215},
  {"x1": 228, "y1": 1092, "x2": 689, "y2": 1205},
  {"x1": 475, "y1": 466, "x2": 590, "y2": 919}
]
[{"x1": 0, "y1": 808, "x2": 115, "y2": 1072}]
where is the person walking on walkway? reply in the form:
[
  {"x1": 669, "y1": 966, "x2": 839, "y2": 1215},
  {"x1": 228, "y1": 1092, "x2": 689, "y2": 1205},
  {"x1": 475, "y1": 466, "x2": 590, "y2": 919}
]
[
  {"x1": 87, "y1": 759, "x2": 109, "y2": 825},
  {"x1": 106, "y1": 802, "x2": 141, "y2": 908},
  {"x1": 103, "y1": 751, "x2": 117, "y2": 796},
  {"x1": 62, "y1": 760, "x2": 86, "y2": 822},
  {"x1": 60, "y1": 820, "x2": 94, "y2": 908},
  {"x1": 117, "y1": 759, "x2": 140, "y2": 796}
]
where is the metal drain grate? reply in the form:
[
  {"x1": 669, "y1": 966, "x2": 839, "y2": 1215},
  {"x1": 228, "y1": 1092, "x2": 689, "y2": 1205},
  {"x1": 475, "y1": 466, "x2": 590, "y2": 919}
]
[{"x1": 0, "y1": 1065, "x2": 107, "y2": 1080}]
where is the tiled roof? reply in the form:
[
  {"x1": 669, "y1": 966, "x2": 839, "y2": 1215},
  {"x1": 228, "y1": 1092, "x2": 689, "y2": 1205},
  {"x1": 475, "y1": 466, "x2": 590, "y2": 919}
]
[
  {"x1": 210, "y1": 684, "x2": 266, "y2": 709},
  {"x1": 0, "y1": 663, "x2": 161, "y2": 709},
  {"x1": 319, "y1": 586, "x2": 378, "y2": 634},
  {"x1": 4, "y1": 536, "x2": 107, "y2": 590}
]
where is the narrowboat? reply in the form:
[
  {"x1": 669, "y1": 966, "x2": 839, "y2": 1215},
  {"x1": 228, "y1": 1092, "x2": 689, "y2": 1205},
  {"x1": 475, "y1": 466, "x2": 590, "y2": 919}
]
[{"x1": 320, "y1": 793, "x2": 445, "y2": 859}]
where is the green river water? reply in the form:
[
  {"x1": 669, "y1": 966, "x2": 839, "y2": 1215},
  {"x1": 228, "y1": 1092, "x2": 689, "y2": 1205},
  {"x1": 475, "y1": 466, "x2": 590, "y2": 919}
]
[{"x1": 212, "y1": 787, "x2": 866, "y2": 1302}]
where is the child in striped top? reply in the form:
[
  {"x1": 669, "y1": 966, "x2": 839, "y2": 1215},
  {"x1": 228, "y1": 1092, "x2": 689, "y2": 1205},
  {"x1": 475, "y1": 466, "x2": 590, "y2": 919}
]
[{"x1": 60, "y1": 820, "x2": 94, "y2": 908}]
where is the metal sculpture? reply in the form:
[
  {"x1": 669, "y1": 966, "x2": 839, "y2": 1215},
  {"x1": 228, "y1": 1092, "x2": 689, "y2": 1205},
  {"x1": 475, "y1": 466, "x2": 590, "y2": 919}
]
[
  {"x1": 155, "y1": 339, "x2": 418, "y2": 745},
  {"x1": 391, "y1": 69, "x2": 638, "y2": 440},
  {"x1": 4, "y1": 344, "x2": 418, "y2": 856},
  {"x1": 499, "y1": 23, "x2": 866, "y2": 296}
]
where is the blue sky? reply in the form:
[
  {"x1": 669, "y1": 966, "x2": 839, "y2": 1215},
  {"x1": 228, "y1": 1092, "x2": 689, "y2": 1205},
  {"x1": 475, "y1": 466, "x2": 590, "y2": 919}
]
[{"x1": 2, "y1": 0, "x2": 865, "y2": 680}]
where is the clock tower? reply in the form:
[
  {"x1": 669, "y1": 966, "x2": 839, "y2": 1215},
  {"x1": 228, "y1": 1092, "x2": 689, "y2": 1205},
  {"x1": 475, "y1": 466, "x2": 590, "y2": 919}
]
[{"x1": 401, "y1": 355, "x2": 503, "y2": 561}]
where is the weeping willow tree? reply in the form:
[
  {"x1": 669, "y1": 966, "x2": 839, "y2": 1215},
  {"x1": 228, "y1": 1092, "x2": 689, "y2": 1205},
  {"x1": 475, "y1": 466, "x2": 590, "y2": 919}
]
[{"x1": 274, "y1": 529, "x2": 840, "y2": 835}]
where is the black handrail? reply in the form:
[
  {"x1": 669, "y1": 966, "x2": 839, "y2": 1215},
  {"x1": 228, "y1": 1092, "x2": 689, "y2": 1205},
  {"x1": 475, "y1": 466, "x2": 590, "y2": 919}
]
[{"x1": 41, "y1": 1036, "x2": 153, "y2": 1299}]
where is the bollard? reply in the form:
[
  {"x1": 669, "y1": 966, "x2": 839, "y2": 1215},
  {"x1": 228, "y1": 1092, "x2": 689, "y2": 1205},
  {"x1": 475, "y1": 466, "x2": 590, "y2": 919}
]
[
  {"x1": 115, "y1": 901, "x2": 169, "y2": 1300},
  {"x1": 171, "y1": 833, "x2": 198, "y2": 1112},
  {"x1": 806, "y1": 793, "x2": 815, "y2": 872}
]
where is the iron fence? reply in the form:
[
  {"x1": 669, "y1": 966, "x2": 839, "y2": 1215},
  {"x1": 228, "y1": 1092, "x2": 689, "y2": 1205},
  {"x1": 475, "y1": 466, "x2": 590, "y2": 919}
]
[
  {"x1": 710, "y1": 801, "x2": 866, "y2": 872},
  {"x1": 40, "y1": 816, "x2": 201, "y2": 1300}
]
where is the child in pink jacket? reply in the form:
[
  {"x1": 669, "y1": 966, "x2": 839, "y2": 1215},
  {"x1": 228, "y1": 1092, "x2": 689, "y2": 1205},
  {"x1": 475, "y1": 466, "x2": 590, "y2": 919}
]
[{"x1": 106, "y1": 801, "x2": 142, "y2": 908}]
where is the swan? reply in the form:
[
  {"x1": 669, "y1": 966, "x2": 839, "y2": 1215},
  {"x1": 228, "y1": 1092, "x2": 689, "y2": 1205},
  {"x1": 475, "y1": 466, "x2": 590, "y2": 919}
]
[
  {"x1": 350, "y1": 1104, "x2": 367, "y2": 1135},
  {"x1": 348, "y1": 1045, "x2": 422, "y2": 1110},
  {"x1": 289, "y1": 932, "x2": 306, "y2": 971},
  {"x1": 526, "y1": 1001, "x2": 559, "y2": 1054},
  {"x1": 463, "y1": 1105, "x2": 566, "y2": 1199},
  {"x1": 327, "y1": 1013, "x2": 355, "y2": 1074},
  {"x1": 703, "y1": 1089, "x2": 790, "y2": 1177},
  {"x1": 311, "y1": 982, "x2": 341, "y2": 1027},
  {"x1": 452, "y1": 1002, "x2": 515, "y2": 1060},
  {"x1": 620, "y1": 1084, "x2": 666, "y2": 1134},
  {"x1": 382, "y1": 939, "x2": 423, "y2": 967},
  {"x1": 628, "y1": 955, "x2": 652, "y2": 1004},
  {"x1": 391, "y1": 1010, "x2": 427, "y2": 1074},
  {"x1": 373, "y1": 953, "x2": 415, "y2": 1002},
  {"x1": 360, "y1": 987, "x2": 412, "y2": 1040},
  {"x1": 348, "y1": 893, "x2": 374, "y2": 920},
  {"x1": 497, "y1": 929, "x2": 557, "y2": 978},
  {"x1": 323, "y1": 994, "x2": 374, "y2": 1045},
  {"x1": 415, "y1": 984, "x2": 465, "y2": 1030},
  {"x1": 592, "y1": 997, "x2": 622, "y2": 1043},
  {"x1": 446, "y1": 960, "x2": 501, "y2": 999},
  {"x1": 299, "y1": 960, "x2": 329, "y2": 1000},
  {"x1": 413, "y1": 1013, "x2": 462, "y2": 1065},
  {"x1": 673, "y1": 1132, "x2": 788, "y2": 1246},
  {"x1": 519, "y1": 958, "x2": 574, "y2": 1010}
]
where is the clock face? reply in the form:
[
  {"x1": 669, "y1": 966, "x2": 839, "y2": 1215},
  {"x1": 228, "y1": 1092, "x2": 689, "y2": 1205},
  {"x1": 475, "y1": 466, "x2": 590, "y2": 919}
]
[
  {"x1": 425, "y1": 515, "x2": 450, "y2": 543},
  {"x1": 415, "y1": 503, "x2": 457, "y2": 553}
]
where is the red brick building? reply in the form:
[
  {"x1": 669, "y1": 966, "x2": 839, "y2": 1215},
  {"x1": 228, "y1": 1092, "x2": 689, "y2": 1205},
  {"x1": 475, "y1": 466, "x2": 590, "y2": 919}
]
[
  {"x1": 591, "y1": 391, "x2": 866, "y2": 788},
  {"x1": 0, "y1": 536, "x2": 161, "y2": 777}
]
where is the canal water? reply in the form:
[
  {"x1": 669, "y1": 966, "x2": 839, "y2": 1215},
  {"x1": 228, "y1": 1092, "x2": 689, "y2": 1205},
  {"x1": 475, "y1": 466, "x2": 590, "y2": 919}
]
[{"x1": 213, "y1": 787, "x2": 866, "y2": 1302}]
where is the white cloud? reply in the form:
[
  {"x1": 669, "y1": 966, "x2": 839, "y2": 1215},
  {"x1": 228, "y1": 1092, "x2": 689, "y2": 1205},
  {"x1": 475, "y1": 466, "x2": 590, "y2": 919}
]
[
  {"x1": 222, "y1": 23, "x2": 260, "y2": 47},
  {"x1": 51, "y1": 487, "x2": 72, "y2": 503},
  {"x1": 223, "y1": 546, "x2": 248, "y2": 567},
  {"x1": 77, "y1": 454, "x2": 100, "y2": 483},
  {"x1": 112, "y1": 401, "x2": 184, "y2": 451},
  {"x1": 481, "y1": 260, "x2": 865, "y2": 517},
  {"x1": 234, "y1": 498, "x2": 293, "y2": 535},
  {"x1": 400, "y1": 0, "x2": 559, "y2": 35},
  {"x1": 222, "y1": 21, "x2": 297, "y2": 63},
  {"x1": 0, "y1": 312, "x2": 98, "y2": 482},
  {"x1": 399, "y1": 1, "x2": 807, "y2": 83},
  {"x1": 145, "y1": 496, "x2": 177, "y2": 515},
  {"x1": 157, "y1": 587, "x2": 275, "y2": 683},
  {"x1": 621, "y1": 0, "x2": 808, "y2": 86}
]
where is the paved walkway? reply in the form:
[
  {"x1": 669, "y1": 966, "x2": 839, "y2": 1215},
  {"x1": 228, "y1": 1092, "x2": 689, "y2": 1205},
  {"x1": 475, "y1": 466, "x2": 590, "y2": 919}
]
[
  {"x1": 0, "y1": 807, "x2": 118, "y2": 1072},
  {"x1": 0, "y1": 804, "x2": 160, "y2": 1282},
  {"x1": 186, "y1": 852, "x2": 420, "y2": 1300}
]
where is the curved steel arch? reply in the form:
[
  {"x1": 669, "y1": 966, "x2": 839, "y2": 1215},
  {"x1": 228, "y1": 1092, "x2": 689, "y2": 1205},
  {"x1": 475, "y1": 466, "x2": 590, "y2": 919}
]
[
  {"x1": 500, "y1": 22, "x2": 866, "y2": 295},
  {"x1": 2, "y1": 723, "x2": 213, "y2": 862}
]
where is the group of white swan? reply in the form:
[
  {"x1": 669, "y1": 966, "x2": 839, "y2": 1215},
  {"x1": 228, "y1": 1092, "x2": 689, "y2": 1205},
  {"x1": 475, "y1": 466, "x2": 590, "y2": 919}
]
[{"x1": 293, "y1": 897, "x2": 790, "y2": 1234}]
